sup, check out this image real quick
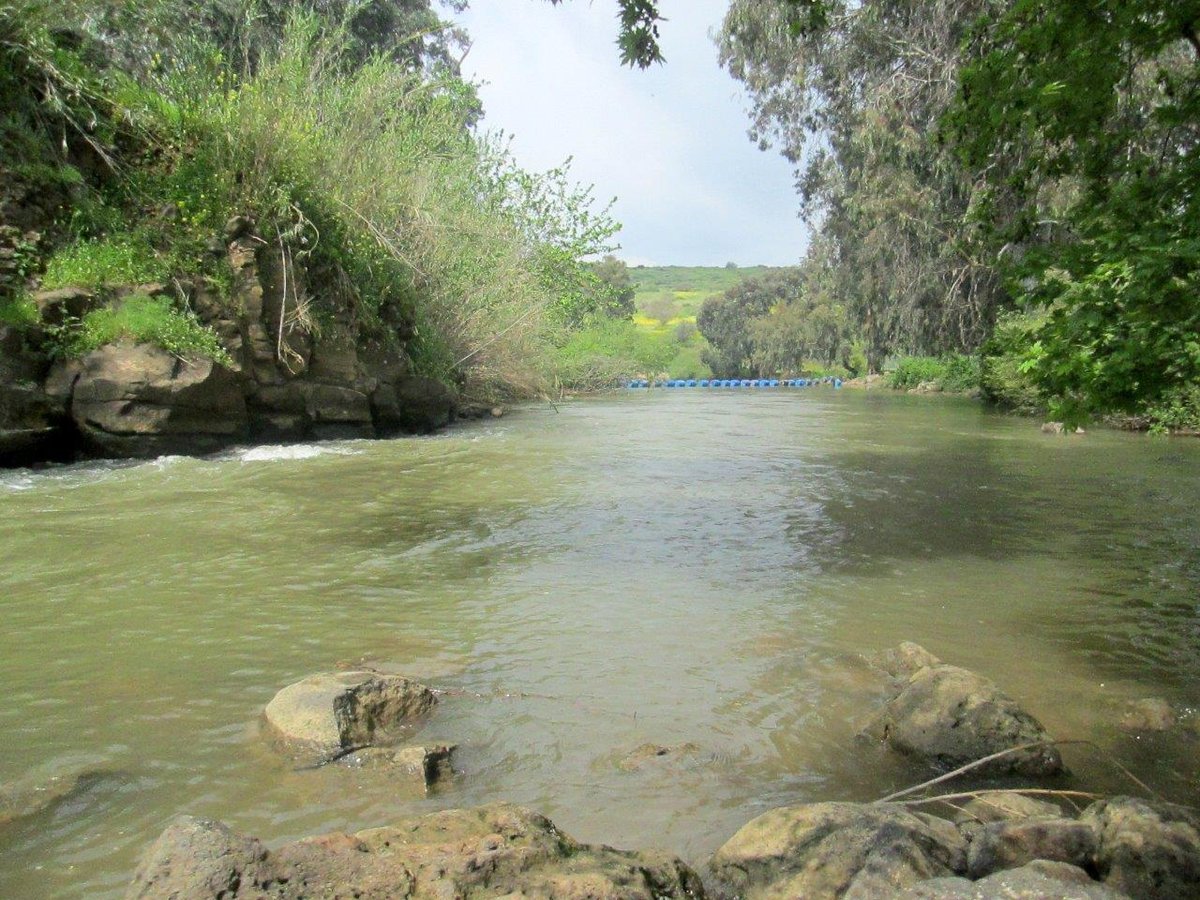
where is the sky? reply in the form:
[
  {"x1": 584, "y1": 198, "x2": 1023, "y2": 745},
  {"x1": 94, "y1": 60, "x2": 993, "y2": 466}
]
[{"x1": 453, "y1": 0, "x2": 810, "y2": 267}]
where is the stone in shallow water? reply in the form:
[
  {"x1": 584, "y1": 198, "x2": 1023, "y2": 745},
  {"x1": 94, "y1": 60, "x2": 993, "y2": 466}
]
[
  {"x1": 125, "y1": 804, "x2": 705, "y2": 899},
  {"x1": 617, "y1": 742, "x2": 701, "y2": 772},
  {"x1": 262, "y1": 670, "x2": 436, "y2": 758},
  {"x1": 339, "y1": 743, "x2": 455, "y2": 787},
  {"x1": 0, "y1": 766, "x2": 111, "y2": 829},
  {"x1": 709, "y1": 801, "x2": 967, "y2": 899},
  {"x1": 965, "y1": 817, "x2": 1099, "y2": 880},
  {"x1": 871, "y1": 641, "x2": 942, "y2": 682},
  {"x1": 1119, "y1": 697, "x2": 1176, "y2": 732},
  {"x1": 861, "y1": 664, "x2": 1064, "y2": 777}
]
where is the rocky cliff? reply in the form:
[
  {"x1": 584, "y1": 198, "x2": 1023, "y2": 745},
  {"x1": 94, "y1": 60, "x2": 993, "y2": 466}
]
[{"x1": 0, "y1": 221, "x2": 456, "y2": 467}]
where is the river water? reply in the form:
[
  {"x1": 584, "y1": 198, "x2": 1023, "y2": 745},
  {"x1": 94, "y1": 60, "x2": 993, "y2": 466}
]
[{"x1": 1, "y1": 389, "x2": 1198, "y2": 896}]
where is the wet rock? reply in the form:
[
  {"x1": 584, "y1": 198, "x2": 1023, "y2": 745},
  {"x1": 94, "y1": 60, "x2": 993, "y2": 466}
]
[
  {"x1": 340, "y1": 743, "x2": 455, "y2": 787},
  {"x1": 954, "y1": 792, "x2": 1063, "y2": 825},
  {"x1": 895, "y1": 860, "x2": 1129, "y2": 899},
  {"x1": 372, "y1": 375, "x2": 456, "y2": 435},
  {"x1": 1042, "y1": 421, "x2": 1066, "y2": 434},
  {"x1": 709, "y1": 801, "x2": 966, "y2": 899},
  {"x1": 126, "y1": 804, "x2": 705, "y2": 899},
  {"x1": 68, "y1": 342, "x2": 248, "y2": 458},
  {"x1": 861, "y1": 664, "x2": 1064, "y2": 777},
  {"x1": 966, "y1": 817, "x2": 1099, "y2": 879},
  {"x1": 223, "y1": 215, "x2": 252, "y2": 242},
  {"x1": 618, "y1": 742, "x2": 701, "y2": 772},
  {"x1": 1080, "y1": 796, "x2": 1200, "y2": 899},
  {"x1": 262, "y1": 670, "x2": 436, "y2": 758},
  {"x1": 872, "y1": 641, "x2": 942, "y2": 681},
  {"x1": 1119, "y1": 697, "x2": 1175, "y2": 732}
]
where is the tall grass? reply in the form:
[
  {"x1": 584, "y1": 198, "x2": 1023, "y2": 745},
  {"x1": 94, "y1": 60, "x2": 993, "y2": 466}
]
[{"x1": 144, "y1": 17, "x2": 583, "y2": 399}]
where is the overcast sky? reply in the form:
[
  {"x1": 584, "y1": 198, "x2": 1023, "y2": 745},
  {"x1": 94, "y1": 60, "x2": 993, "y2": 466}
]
[{"x1": 453, "y1": 1, "x2": 809, "y2": 267}]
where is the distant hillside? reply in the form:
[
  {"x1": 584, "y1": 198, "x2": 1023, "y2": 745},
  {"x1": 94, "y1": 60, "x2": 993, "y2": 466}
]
[{"x1": 628, "y1": 265, "x2": 786, "y2": 322}]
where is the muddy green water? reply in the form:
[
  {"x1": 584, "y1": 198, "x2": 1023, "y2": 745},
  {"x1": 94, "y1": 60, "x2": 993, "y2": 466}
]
[{"x1": 1, "y1": 390, "x2": 1198, "y2": 897}]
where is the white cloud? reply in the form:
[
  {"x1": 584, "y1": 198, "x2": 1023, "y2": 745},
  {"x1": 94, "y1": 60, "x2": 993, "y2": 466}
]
[{"x1": 455, "y1": 0, "x2": 808, "y2": 266}]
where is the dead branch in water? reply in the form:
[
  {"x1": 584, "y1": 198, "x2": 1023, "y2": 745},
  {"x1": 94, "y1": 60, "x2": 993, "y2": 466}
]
[{"x1": 874, "y1": 738, "x2": 1177, "y2": 806}]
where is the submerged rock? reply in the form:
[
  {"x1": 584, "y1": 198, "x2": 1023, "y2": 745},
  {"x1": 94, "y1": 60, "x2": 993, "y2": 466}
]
[
  {"x1": 709, "y1": 801, "x2": 966, "y2": 899},
  {"x1": 618, "y1": 742, "x2": 702, "y2": 772},
  {"x1": 871, "y1": 641, "x2": 942, "y2": 682},
  {"x1": 339, "y1": 743, "x2": 455, "y2": 787},
  {"x1": 896, "y1": 860, "x2": 1129, "y2": 899},
  {"x1": 861, "y1": 664, "x2": 1064, "y2": 777},
  {"x1": 0, "y1": 766, "x2": 111, "y2": 829},
  {"x1": 1081, "y1": 796, "x2": 1200, "y2": 899},
  {"x1": 1119, "y1": 697, "x2": 1176, "y2": 732},
  {"x1": 126, "y1": 804, "x2": 705, "y2": 899},
  {"x1": 263, "y1": 671, "x2": 436, "y2": 759}
]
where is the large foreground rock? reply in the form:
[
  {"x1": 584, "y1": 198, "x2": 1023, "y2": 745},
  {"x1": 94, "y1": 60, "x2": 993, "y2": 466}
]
[
  {"x1": 1081, "y1": 796, "x2": 1200, "y2": 899},
  {"x1": 861, "y1": 664, "x2": 1063, "y2": 777},
  {"x1": 709, "y1": 801, "x2": 966, "y2": 899},
  {"x1": 126, "y1": 804, "x2": 705, "y2": 899},
  {"x1": 67, "y1": 342, "x2": 248, "y2": 457},
  {"x1": 263, "y1": 671, "x2": 436, "y2": 759},
  {"x1": 896, "y1": 860, "x2": 1130, "y2": 899}
]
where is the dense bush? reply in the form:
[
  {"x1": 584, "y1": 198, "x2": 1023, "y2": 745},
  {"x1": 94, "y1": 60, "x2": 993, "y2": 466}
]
[
  {"x1": 978, "y1": 311, "x2": 1046, "y2": 414},
  {"x1": 54, "y1": 294, "x2": 231, "y2": 363}
]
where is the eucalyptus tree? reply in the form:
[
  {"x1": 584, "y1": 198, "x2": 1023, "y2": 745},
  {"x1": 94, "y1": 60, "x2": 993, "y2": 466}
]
[{"x1": 716, "y1": 0, "x2": 1009, "y2": 371}]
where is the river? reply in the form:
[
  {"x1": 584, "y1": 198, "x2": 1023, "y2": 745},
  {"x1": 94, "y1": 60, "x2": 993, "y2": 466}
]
[{"x1": 1, "y1": 389, "x2": 1198, "y2": 897}]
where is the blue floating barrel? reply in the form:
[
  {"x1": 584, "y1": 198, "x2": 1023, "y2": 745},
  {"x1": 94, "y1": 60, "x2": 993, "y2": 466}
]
[
  {"x1": 687, "y1": 379, "x2": 697, "y2": 387},
  {"x1": 834, "y1": 378, "x2": 843, "y2": 388},
  {"x1": 699, "y1": 379, "x2": 709, "y2": 387},
  {"x1": 770, "y1": 379, "x2": 779, "y2": 387}
]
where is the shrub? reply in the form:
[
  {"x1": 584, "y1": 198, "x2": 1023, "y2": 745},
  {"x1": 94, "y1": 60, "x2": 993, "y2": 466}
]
[
  {"x1": 555, "y1": 317, "x2": 676, "y2": 389},
  {"x1": 666, "y1": 345, "x2": 712, "y2": 379},
  {"x1": 979, "y1": 311, "x2": 1047, "y2": 413},
  {"x1": 1144, "y1": 384, "x2": 1200, "y2": 436},
  {"x1": 887, "y1": 356, "x2": 946, "y2": 389}
]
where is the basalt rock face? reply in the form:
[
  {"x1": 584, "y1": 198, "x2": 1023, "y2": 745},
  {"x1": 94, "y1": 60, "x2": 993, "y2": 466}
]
[
  {"x1": 1, "y1": 229, "x2": 458, "y2": 466},
  {"x1": 126, "y1": 805, "x2": 706, "y2": 900}
]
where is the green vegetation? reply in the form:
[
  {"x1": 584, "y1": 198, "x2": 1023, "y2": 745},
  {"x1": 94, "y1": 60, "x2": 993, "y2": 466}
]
[
  {"x1": 710, "y1": 0, "x2": 1200, "y2": 431},
  {"x1": 41, "y1": 235, "x2": 169, "y2": 292},
  {"x1": 56, "y1": 294, "x2": 232, "y2": 364},
  {"x1": 0, "y1": 292, "x2": 38, "y2": 327},
  {"x1": 887, "y1": 356, "x2": 979, "y2": 393},
  {"x1": 1, "y1": 0, "x2": 626, "y2": 397}
]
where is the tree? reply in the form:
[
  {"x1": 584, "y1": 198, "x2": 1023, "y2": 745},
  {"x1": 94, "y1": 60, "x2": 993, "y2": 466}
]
[
  {"x1": 950, "y1": 1, "x2": 1200, "y2": 421},
  {"x1": 642, "y1": 290, "x2": 679, "y2": 325},
  {"x1": 697, "y1": 267, "x2": 801, "y2": 376},
  {"x1": 591, "y1": 254, "x2": 637, "y2": 317},
  {"x1": 717, "y1": 0, "x2": 1008, "y2": 373}
]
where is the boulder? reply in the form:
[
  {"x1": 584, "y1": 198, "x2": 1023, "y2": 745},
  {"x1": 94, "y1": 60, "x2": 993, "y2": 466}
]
[
  {"x1": 372, "y1": 375, "x2": 456, "y2": 435},
  {"x1": 262, "y1": 671, "x2": 436, "y2": 758},
  {"x1": 954, "y1": 792, "x2": 1063, "y2": 826},
  {"x1": 872, "y1": 642, "x2": 942, "y2": 681},
  {"x1": 126, "y1": 804, "x2": 705, "y2": 899},
  {"x1": 339, "y1": 743, "x2": 455, "y2": 787},
  {"x1": 709, "y1": 801, "x2": 966, "y2": 899},
  {"x1": 31, "y1": 286, "x2": 99, "y2": 326},
  {"x1": 895, "y1": 860, "x2": 1129, "y2": 899},
  {"x1": 1080, "y1": 796, "x2": 1200, "y2": 899},
  {"x1": 965, "y1": 817, "x2": 1099, "y2": 879},
  {"x1": 861, "y1": 664, "x2": 1064, "y2": 777},
  {"x1": 69, "y1": 342, "x2": 248, "y2": 457},
  {"x1": 1119, "y1": 698, "x2": 1175, "y2": 732}
]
